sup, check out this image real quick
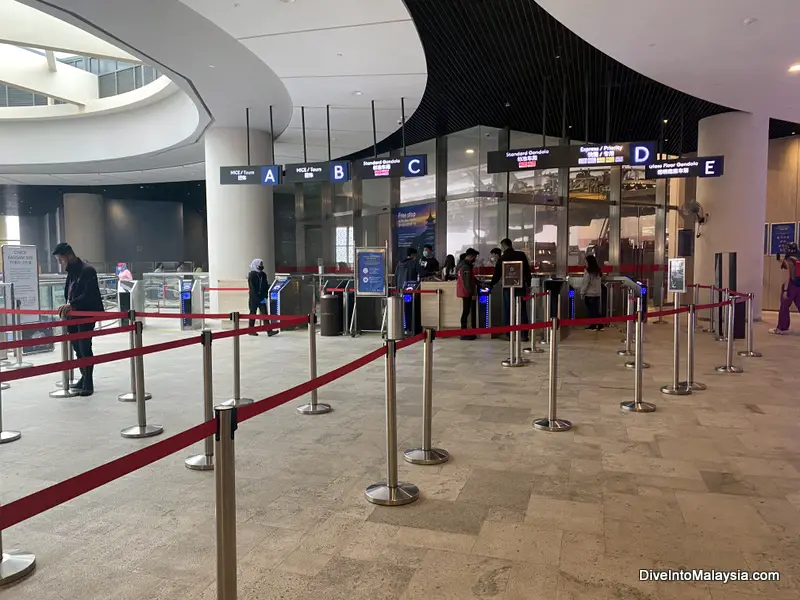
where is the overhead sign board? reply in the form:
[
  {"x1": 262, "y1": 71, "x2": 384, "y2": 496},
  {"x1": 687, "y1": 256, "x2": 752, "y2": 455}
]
[
  {"x1": 501, "y1": 261, "x2": 524, "y2": 288},
  {"x1": 486, "y1": 142, "x2": 656, "y2": 173},
  {"x1": 644, "y1": 156, "x2": 724, "y2": 179},
  {"x1": 220, "y1": 165, "x2": 281, "y2": 186},
  {"x1": 282, "y1": 161, "x2": 352, "y2": 184},
  {"x1": 354, "y1": 155, "x2": 428, "y2": 179},
  {"x1": 355, "y1": 247, "x2": 388, "y2": 297},
  {"x1": 667, "y1": 257, "x2": 687, "y2": 294}
]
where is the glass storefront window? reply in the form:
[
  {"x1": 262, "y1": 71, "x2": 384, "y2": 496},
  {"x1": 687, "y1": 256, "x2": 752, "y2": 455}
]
[
  {"x1": 621, "y1": 167, "x2": 657, "y2": 203},
  {"x1": 446, "y1": 126, "x2": 507, "y2": 197},
  {"x1": 569, "y1": 200, "x2": 610, "y2": 269},
  {"x1": 507, "y1": 203, "x2": 558, "y2": 273},
  {"x1": 446, "y1": 197, "x2": 499, "y2": 265},
  {"x1": 401, "y1": 139, "x2": 436, "y2": 204}
]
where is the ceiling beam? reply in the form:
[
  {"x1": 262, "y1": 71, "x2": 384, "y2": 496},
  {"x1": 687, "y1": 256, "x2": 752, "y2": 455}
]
[
  {"x1": 45, "y1": 49, "x2": 57, "y2": 72},
  {"x1": 0, "y1": 43, "x2": 98, "y2": 105},
  {"x1": 0, "y1": 0, "x2": 141, "y2": 63}
]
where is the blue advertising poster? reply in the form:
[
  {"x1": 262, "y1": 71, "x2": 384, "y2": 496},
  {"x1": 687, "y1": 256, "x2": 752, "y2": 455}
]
[
  {"x1": 356, "y1": 249, "x2": 386, "y2": 296},
  {"x1": 395, "y1": 203, "x2": 436, "y2": 254},
  {"x1": 770, "y1": 222, "x2": 796, "y2": 255}
]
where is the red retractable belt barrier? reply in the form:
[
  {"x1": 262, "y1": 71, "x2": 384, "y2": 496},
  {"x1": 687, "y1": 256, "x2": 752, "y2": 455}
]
[
  {"x1": 211, "y1": 321, "x2": 285, "y2": 341},
  {"x1": 0, "y1": 324, "x2": 133, "y2": 351},
  {"x1": 647, "y1": 307, "x2": 690, "y2": 319},
  {"x1": 135, "y1": 312, "x2": 230, "y2": 320},
  {"x1": 0, "y1": 420, "x2": 215, "y2": 531},
  {"x1": 0, "y1": 317, "x2": 99, "y2": 333},
  {"x1": 248, "y1": 314, "x2": 310, "y2": 323},
  {"x1": 436, "y1": 320, "x2": 551, "y2": 339},
  {"x1": 325, "y1": 288, "x2": 347, "y2": 293},
  {"x1": 402, "y1": 289, "x2": 438, "y2": 295},
  {"x1": 206, "y1": 287, "x2": 248, "y2": 292},
  {"x1": 694, "y1": 301, "x2": 727, "y2": 311},
  {"x1": 396, "y1": 332, "x2": 426, "y2": 350},
  {"x1": 561, "y1": 314, "x2": 635, "y2": 327},
  {"x1": 520, "y1": 292, "x2": 549, "y2": 302},
  {"x1": 0, "y1": 309, "x2": 123, "y2": 319}
]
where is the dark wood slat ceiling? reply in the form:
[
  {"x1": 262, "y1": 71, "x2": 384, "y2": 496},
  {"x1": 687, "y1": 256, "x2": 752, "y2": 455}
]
[{"x1": 357, "y1": 0, "x2": 798, "y2": 157}]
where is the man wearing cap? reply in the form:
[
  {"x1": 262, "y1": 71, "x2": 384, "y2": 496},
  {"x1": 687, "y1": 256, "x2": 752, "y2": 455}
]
[
  {"x1": 52, "y1": 243, "x2": 104, "y2": 396},
  {"x1": 456, "y1": 248, "x2": 480, "y2": 340}
]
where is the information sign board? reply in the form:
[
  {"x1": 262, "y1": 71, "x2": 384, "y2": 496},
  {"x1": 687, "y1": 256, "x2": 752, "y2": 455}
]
[
  {"x1": 487, "y1": 142, "x2": 656, "y2": 173},
  {"x1": 770, "y1": 222, "x2": 797, "y2": 255},
  {"x1": 501, "y1": 261, "x2": 523, "y2": 288},
  {"x1": 644, "y1": 156, "x2": 724, "y2": 179},
  {"x1": 668, "y1": 257, "x2": 687, "y2": 294},
  {"x1": 355, "y1": 247, "x2": 387, "y2": 297},
  {"x1": 2, "y1": 245, "x2": 40, "y2": 325}
]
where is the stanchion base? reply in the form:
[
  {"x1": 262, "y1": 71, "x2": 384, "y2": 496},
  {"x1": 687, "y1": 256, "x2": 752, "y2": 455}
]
[
  {"x1": 296, "y1": 403, "x2": 332, "y2": 415},
  {"x1": 533, "y1": 418, "x2": 572, "y2": 432},
  {"x1": 715, "y1": 336, "x2": 728, "y2": 343},
  {"x1": 221, "y1": 397, "x2": 254, "y2": 407},
  {"x1": 617, "y1": 349, "x2": 634, "y2": 356},
  {"x1": 49, "y1": 388, "x2": 77, "y2": 399},
  {"x1": 523, "y1": 347, "x2": 545, "y2": 354},
  {"x1": 364, "y1": 482, "x2": 419, "y2": 506},
  {"x1": 624, "y1": 361, "x2": 650, "y2": 369},
  {"x1": 185, "y1": 454, "x2": 213, "y2": 471},
  {"x1": 2, "y1": 362, "x2": 33, "y2": 371},
  {"x1": 538, "y1": 340, "x2": 549, "y2": 347},
  {"x1": 403, "y1": 448, "x2": 449, "y2": 465},
  {"x1": 660, "y1": 384, "x2": 692, "y2": 396},
  {"x1": 117, "y1": 392, "x2": 152, "y2": 402},
  {"x1": 679, "y1": 381, "x2": 707, "y2": 391},
  {"x1": 0, "y1": 382, "x2": 8, "y2": 391},
  {"x1": 715, "y1": 365, "x2": 743, "y2": 374},
  {"x1": 54, "y1": 379, "x2": 79, "y2": 389},
  {"x1": 653, "y1": 319, "x2": 669, "y2": 325},
  {"x1": 120, "y1": 424, "x2": 163, "y2": 439},
  {"x1": 0, "y1": 551, "x2": 36, "y2": 585},
  {"x1": 737, "y1": 350, "x2": 763, "y2": 358},
  {"x1": 0, "y1": 430, "x2": 21, "y2": 444},
  {"x1": 501, "y1": 358, "x2": 530, "y2": 368},
  {"x1": 620, "y1": 401, "x2": 656, "y2": 413}
]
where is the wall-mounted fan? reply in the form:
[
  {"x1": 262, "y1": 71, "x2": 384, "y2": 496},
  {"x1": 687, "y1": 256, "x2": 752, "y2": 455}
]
[{"x1": 680, "y1": 199, "x2": 707, "y2": 238}]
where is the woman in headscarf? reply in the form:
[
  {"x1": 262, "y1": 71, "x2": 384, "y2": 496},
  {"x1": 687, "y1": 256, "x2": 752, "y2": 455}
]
[{"x1": 247, "y1": 258, "x2": 269, "y2": 334}]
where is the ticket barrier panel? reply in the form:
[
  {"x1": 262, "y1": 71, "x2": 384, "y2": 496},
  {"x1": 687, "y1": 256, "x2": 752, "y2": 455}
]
[
  {"x1": 179, "y1": 277, "x2": 203, "y2": 331},
  {"x1": 544, "y1": 278, "x2": 570, "y2": 341},
  {"x1": 476, "y1": 285, "x2": 492, "y2": 329},
  {"x1": 267, "y1": 275, "x2": 304, "y2": 333},
  {"x1": 402, "y1": 281, "x2": 422, "y2": 336},
  {"x1": 323, "y1": 279, "x2": 355, "y2": 334},
  {"x1": 118, "y1": 279, "x2": 145, "y2": 322}
]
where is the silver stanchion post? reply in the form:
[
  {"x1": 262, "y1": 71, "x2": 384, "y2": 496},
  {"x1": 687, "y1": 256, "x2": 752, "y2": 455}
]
[
  {"x1": 622, "y1": 289, "x2": 650, "y2": 370},
  {"x1": 716, "y1": 296, "x2": 743, "y2": 373},
  {"x1": 53, "y1": 343, "x2": 78, "y2": 389},
  {"x1": 539, "y1": 292, "x2": 551, "y2": 346},
  {"x1": 0, "y1": 382, "x2": 20, "y2": 443},
  {"x1": 738, "y1": 293, "x2": 762, "y2": 358},
  {"x1": 661, "y1": 294, "x2": 691, "y2": 396},
  {"x1": 4, "y1": 286, "x2": 32, "y2": 371},
  {"x1": 404, "y1": 328, "x2": 449, "y2": 465},
  {"x1": 366, "y1": 296, "x2": 419, "y2": 506},
  {"x1": 680, "y1": 304, "x2": 706, "y2": 391},
  {"x1": 715, "y1": 288, "x2": 729, "y2": 342},
  {"x1": 704, "y1": 286, "x2": 715, "y2": 333},
  {"x1": 186, "y1": 330, "x2": 215, "y2": 470},
  {"x1": 0, "y1": 531, "x2": 35, "y2": 585},
  {"x1": 223, "y1": 313, "x2": 253, "y2": 407},
  {"x1": 617, "y1": 290, "x2": 634, "y2": 356},
  {"x1": 49, "y1": 326, "x2": 77, "y2": 399},
  {"x1": 621, "y1": 294, "x2": 656, "y2": 413},
  {"x1": 118, "y1": 311, "x2": 151, "y2": 403},
  {"x1": 653, "y1": 283, "x2": 668, "y2": 324},
  {"x1": 533, "y1": 317, "x2": 572, "y2": 432},
  {"x1": 524, "y1": 294, "x2": 544, "y2": 354},
  {"x1": 502, "y1": 287, "x2": 517, "y2": 367},
  {"x1": 214, "y1": 404, "x2": 237, "y2": 600},
  {"x1": 121, "y1": 321, "x2": 163, "y2": 439},
  {"x1": 297, "y1": 313, "x2": 331, "y2": 414}
]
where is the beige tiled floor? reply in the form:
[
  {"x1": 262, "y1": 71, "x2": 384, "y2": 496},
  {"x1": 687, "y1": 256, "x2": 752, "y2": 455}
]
[{"x1": 1, "y1": 313, "x2": 799, "y2": 599}]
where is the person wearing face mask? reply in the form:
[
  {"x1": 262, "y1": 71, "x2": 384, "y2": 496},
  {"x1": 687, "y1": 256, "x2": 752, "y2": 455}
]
[
  {"x1": 418, "y1": 244, "x2": 440, "y2": 279},
  {"x1": 247, "y1": 258, "x2": 269, "y2": 334}
]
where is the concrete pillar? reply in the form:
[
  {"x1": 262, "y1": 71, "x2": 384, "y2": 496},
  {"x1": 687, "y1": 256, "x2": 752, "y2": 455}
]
[
  {"x1": 695, "y1": 111, "x2": 768, "y2": 316},
  {"x1": 63, "y1": 193, "x2": 105, "y2": 266},
  {"x1": 204, "y1": 127, "x2": 274, "y2": 313}
]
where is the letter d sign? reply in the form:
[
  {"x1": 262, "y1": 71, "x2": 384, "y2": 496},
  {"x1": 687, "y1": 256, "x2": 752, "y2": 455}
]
[{"x1": 632, "y1": 143, "x2": 653, "y2": 165}]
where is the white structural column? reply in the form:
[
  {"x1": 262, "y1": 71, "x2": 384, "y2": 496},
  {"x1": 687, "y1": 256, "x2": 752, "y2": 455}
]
[
  {"x1": 63, "y1": 193, "x2": 105, "y2": 266},
  {"x1": 204, "y1": 127, "x2": 275, "y2": 313},
  {"x1": 695, "y1": 112, "x2": 768, "y2": 316}
]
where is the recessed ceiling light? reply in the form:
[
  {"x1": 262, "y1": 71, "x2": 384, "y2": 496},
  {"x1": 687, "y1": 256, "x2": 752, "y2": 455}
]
[
  {"x1": 465, "y1": 149, "x2": 475, "y2": 155},
  {"x1": 280, "y1": 0, "x2": 296, "y2": 3},
  {"x1": 352, "y1": 90, "x2": 363, "y2": 96},
  {"x1": 663, "y1": 119, "x2": 668, "y2": 124},
  {"x1": 743, "y1": 17, "x2": 757, "y2": 25},
  {"x1": 789, "y1": 63, "x2": 800, "y2": 73},
  {"x1": 208, "y1": 64, "x2": 215, "y2": 68}
]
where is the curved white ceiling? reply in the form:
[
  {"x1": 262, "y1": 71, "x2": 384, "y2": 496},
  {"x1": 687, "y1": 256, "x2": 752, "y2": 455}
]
[
  {"x1": 537, "y1": 0, "x2": 800, "y2": 124},
  {"x1": 0, "y1": 0, "x2": 427, "y2": 185}
]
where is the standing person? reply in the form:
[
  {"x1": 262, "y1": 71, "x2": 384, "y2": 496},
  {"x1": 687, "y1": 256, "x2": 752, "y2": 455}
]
[
  {"x1": 154, "y1": 263, "x2": 164, "y2": 273},
  {"x1": 441, "y1": 254, "x2": 457, "y2": 281},
  {"x1": 457, "y1": 248, "x2": 480, "y2": 340},
  {"x1": 116, "y1": 262, "x2": 133, "y2": 281},
  {"x1": 418, "y1": 244, "x2": 440, "y2": 279},
  {"x1": 395, "y1": 247, "x2": 420, "y2": 290},
  {"x1": 53, "y1": 243, "x2": 104, "y2": 396},
  {"x1": 490, "y1": 238, "x2": 532, "y2": 340},
  {"x1": 581, "y1": 255, "x2": 604, "y2": 330},
  {"x1": 771, "y1": 242, "x2": 800, "y2": 334},
  {"x1": 247, "y1": 258, "x2": 269, "y2": 335}
]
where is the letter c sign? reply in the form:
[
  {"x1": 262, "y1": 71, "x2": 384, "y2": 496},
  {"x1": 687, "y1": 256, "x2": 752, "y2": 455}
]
[{"x1": 403, "y1": 155, "x2": 428, "y2": 177}]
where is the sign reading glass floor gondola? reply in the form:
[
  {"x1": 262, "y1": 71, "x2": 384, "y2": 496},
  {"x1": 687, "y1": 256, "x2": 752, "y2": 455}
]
[{"x1": 644, "y1": 156, "x2": 725, "y2": 179}]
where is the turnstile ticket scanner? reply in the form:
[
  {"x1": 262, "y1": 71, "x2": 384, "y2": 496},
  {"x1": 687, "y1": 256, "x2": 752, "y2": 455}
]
[
  {"x1": 476, "y1": 285, "x2": 492, "y2": 330},
  {"x1": 267, "y1": 274, "x2": 304, "y2": 332},
  {"x1": 402, "y1": 281, "x2": 423, "y2": 336},
  {"x1": 118, "y1": 279, "x2": 146, "y2": 324},
  {"x1": 543, "y1": 277, "x2": 571, "y2": 341},
  {"x1": 605, "y1": 276, "x2": 647, "y2": 317},
  {"x1": 179, "y1": 276, "x2": 204, "y2": 331}
]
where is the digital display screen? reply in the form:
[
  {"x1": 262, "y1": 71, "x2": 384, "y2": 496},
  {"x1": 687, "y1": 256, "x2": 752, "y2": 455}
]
[
  {"x1": 220, "y1": 165, "x2": 281, "y2": 185},
  {"x1": 644, "y1": 156, "x2": 724, "y2": 179},
  {"x1": 486, "y1": 142, "x2": 656, "y2": 173},
  {"x1": 353, "y1": 155, "x2": 427, "y2": 179}
]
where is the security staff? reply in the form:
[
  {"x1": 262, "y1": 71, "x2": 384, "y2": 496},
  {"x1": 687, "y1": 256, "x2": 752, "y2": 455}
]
[
  {"x1": 490, "y1": 238, "x2": 531, "y2": 340},
  {"x1": 53, "y1": 242, "x2": 104, "y2": 396},
  {"x1": 247, "y1": 258, "x2": 269, "y2": 334}
]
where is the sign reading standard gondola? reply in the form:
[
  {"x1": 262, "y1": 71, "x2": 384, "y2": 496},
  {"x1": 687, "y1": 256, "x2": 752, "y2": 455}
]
[{"x1": 354, "y1": 155, "x2": 427, "y2": 179}]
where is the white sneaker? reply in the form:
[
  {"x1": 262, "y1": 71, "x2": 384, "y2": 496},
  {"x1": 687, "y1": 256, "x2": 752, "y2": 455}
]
[{"x1": 769, "y1": 327, "x2": 789, "y2": 335}]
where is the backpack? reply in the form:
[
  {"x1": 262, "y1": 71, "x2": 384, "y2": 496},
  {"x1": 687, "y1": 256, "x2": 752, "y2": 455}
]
[{"x1": 787, "y1": 255, "x2": 800, "y2": 285}]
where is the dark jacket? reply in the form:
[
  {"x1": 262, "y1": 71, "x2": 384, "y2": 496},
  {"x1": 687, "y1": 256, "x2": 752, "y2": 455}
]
[
  {"x1": 456, "y1": 259, "x2": 477, "y2": 298},
  {"x1": 247, "y1": 270, "x2": 269, "y2": 301},
  {"x1": 418, "y1": 256, "x2": 440, "y2": 278},
  {"x1": 64, "y1": 258, "x2": 103, "y2": 330},
  {"x1": 395, "y1": 257, "x2": 420, "y2": 290},
  {"x1": 490, "y1": 248, "x2": 532, "y2": 288}
]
